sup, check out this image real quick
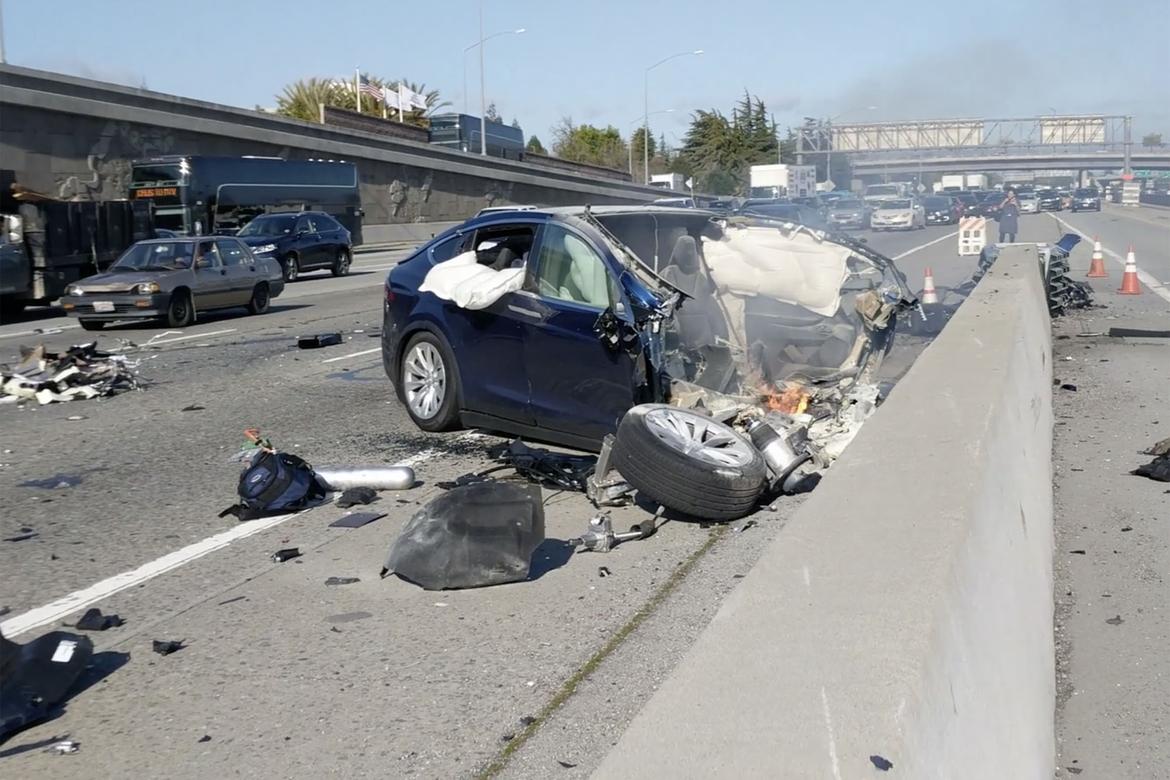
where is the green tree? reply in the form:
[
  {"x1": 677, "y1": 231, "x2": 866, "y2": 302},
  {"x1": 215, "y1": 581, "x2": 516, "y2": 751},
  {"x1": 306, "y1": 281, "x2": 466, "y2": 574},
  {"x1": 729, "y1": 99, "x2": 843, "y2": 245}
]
[
  {"x1": 275, "y1": 78, "x2": 346, "y2": 122},
  {"x1": 676, "y1": 94, "x2": 782, "y2": 195},
  {"x1": 551, "y1": 118, "x2": 627, "y2": 170},
  {"x1": 484, "y1": 102, "x2": 502, "y2": 122},
  {"x1": 511, "y1": 118, "x2": 522, "y2": 130},
  {"x1": 526, "y1": 135, "x2": 547, "y2": 154},
  {"x1": 1142, "y1": 132, "x2": 1163, "y2": 147}
]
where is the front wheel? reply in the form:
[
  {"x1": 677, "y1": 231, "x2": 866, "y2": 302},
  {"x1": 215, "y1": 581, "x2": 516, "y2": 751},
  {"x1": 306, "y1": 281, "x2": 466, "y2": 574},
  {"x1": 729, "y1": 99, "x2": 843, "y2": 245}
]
[
  {"x1": 399, "y1": 332, "x2": 462, "y2": 432},
  {"x1": 79, "y1": 319, "x2": 105, "y2": 331},
  {"x1": 281, "y1": 255, "x2": 300, "y2": 283},
  {"x1": 166, "y1": 290, "x2": 195, "y2": 328},
  {"x1": 331, "y1": 248, "x2": 351, "y2": 277},
  {"x1": 247, "y1": 283, "x2": 270, "y2": 315}
]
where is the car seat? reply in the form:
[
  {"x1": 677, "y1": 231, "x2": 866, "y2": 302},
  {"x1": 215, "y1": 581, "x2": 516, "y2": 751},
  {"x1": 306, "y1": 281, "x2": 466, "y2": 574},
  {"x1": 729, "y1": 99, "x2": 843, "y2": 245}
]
[{"x1": 660, "y1": 235, "x2": 729, "y2": 348}]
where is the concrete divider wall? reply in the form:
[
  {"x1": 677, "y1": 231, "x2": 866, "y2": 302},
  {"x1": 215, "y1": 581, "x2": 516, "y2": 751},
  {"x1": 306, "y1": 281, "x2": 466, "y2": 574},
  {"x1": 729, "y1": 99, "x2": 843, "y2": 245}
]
[{"x1": 594, "y1": 245, "x2": 1055, "y2": 779}]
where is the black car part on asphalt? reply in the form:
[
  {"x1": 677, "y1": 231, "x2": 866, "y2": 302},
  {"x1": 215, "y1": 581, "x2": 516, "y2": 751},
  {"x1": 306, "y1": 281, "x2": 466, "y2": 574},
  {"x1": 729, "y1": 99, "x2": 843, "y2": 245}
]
[
  {"x1": 610, "y1": 404, "x2": 768, "y2": 521},
  {"x1": 382, "y1": 482, "x2": 546, "y2": 590},
  {"x1": 1, "y1": 629, "x2": 94, "y2": 739}
]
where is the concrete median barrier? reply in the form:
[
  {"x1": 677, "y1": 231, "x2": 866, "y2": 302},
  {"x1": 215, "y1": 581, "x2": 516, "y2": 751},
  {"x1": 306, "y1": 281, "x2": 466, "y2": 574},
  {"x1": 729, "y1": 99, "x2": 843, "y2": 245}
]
[{"x1": 594, "y1": 245, "x2": 1056, "y2": 779}]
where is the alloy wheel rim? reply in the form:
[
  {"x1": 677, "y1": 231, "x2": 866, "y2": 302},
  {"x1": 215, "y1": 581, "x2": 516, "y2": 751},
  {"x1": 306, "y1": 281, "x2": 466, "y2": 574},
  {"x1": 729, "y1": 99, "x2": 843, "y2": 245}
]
[
  {"x1": 642, "y1": 407, "x2": 755, "y2": 469},
  {"x1": 403, "y1": 342, "x2": 446, "y2": 420}
]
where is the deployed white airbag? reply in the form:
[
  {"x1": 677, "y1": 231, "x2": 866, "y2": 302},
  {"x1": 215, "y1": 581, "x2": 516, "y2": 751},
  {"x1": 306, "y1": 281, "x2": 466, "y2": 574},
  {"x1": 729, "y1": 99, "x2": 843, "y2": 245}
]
[
  {"x1": 419, "y1": 251, "x2": 525, "y2": 310},
  {"x1": 702, "y1": 227, "x2": 852, "y2": 317}
]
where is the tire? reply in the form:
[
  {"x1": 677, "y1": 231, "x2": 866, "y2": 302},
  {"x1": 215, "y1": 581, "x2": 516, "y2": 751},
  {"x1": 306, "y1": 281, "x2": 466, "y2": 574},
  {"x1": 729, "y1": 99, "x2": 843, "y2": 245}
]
[
  {"x1": 79, "y1": 319, "x2": 105, "y2": 331},
  {"x1": 247, "y1": 283, "x2": 270, "y2": 315},
  {"x1": 0, "y1": 298, "x2": 26, "y2": 321},
  {"x1": 399, "y1": 331, "x2": 461, "y2": 432},
  {"x1": 331, "y1": 248, "x2": 351, "y2": 277},
  {"x1": 166, "y1": 289, "x2": 195, "y2": 328},
  {"x1": 610, "y1": 404, "x2": 767, "y2": 521},
  {"x1": 281, "y1": 254, "x2": 300, "y2": 283}
]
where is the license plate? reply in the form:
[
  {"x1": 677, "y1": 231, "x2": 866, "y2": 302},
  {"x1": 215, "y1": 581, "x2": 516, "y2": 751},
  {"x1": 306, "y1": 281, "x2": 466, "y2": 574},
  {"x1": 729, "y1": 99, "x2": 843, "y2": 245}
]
[{"x1": 92, "y1": 301, "x2": 115, "y2": 313}]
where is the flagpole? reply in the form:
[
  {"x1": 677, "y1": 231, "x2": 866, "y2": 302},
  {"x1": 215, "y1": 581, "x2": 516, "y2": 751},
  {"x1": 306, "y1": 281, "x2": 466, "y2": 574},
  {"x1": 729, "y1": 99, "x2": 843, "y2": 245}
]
[
  {"x1": 355, "y1": 67, "x2": 361, "y2": 114},
  {"x1": 382, "y1": 86, "x2": 388, "y2": 120},
  {"x1": 398, "y1": 83, "x2": 405, "y2": 123}
]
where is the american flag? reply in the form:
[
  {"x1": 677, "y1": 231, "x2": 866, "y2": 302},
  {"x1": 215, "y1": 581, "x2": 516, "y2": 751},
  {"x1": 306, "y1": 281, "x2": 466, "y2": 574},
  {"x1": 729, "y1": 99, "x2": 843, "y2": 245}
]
[{"x1": 358, "y1": 75, "x2": 383, "y2": 102}]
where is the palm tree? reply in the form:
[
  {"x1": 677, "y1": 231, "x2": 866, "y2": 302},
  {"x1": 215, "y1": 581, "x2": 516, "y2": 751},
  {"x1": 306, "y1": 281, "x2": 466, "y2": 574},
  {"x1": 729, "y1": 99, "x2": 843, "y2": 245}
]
[{"x1": 275, "y1": 78, "x2": 345, "y2": 122}]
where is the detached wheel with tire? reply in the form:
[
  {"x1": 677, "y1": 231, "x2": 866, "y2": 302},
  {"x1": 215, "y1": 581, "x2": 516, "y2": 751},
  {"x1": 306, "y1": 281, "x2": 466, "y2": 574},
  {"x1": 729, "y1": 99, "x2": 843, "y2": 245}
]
[
  {"x1": 399, "y1": 331, "x2": 462, "y2": 432},
  {"x1": 247, "y1": 283, "x2": 270, "y2": 315},
  {"x1": 331, "y1": 248, "x2": 351, "y2": 277},
  {"x1": 610, "y1": 404, "x2": 767, "y2": 521},
  {"x1": 166, "y1": 289, "x2": 195, "y2": 328}
]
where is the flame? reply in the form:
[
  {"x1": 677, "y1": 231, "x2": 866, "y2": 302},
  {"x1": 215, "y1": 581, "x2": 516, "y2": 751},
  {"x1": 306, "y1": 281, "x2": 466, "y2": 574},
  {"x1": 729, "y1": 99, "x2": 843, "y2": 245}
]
[{"x1": 764, "y1": 383, "x2": 810, "y2": 415}]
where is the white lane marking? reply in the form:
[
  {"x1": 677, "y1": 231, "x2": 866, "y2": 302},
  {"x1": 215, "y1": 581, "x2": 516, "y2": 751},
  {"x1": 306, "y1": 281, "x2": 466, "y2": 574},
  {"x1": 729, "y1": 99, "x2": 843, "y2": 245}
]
[
  {"x1": 891, "y1": 230, "x2": 959, "y2": 260},
  {"x1": 0, "y1": 431, "x2": 487, "y2": 638},
  {"x1": 0, "y1": 323, "x2": 79, "y2": 341},
  {"x1": 820, "y1": 687, "x2": 843, "y2": 780},
  {"x1": 142, "y1": 328, "x2": 237, "y2": 346},
  {"x1": 322, "y1": 347, "x2": 381, "y2": 364},
  {"x1": 1051, "y1": 215, "x2": 1170, "y2": 306}
]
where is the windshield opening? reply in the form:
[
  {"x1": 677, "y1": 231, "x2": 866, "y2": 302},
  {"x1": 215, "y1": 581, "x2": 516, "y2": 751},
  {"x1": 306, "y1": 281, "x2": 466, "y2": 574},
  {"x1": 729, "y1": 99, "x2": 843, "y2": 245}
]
[
  {"x1": 923, "y1": 198, "x2": 950, "y2": 209},
  {"x1": 882, "y1": 200, "x2": 912, "y2": 209},
  {"x1": 111, "y1": 241, "x2": 195, "y2": 271},
  {"x1": 238, "y1": 214, "x2": 298, "y2": 237},
  {"x1": 131, "y1": 164, "x2": 185, "y2": 186}
]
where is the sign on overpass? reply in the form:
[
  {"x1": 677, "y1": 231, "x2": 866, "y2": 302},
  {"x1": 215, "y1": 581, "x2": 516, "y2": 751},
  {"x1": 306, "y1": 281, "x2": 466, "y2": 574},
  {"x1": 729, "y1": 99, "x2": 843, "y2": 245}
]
[{"x1": 831, "y1": 120, "x2": 985, "y2": 152}]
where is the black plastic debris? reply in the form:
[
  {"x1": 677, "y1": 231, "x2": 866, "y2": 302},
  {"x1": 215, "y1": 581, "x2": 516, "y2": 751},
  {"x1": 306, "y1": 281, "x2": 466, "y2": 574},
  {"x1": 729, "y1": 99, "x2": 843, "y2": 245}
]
[
  {"x1": 75, "y1": 607, "x2": 123, "y2": 631},
  {"x1": 1105, "y1": 615, "x2": 1124, "y2": 626},
  {"x1": 598, "y1": 566, "x2": 611, "y2": 578},
  {"x1": 1132, "y1": 454, "x2": 1170, "y2": 483},
  {"x1": 271, "y1": 548, "x2": 301, "y2": 563},
  {"x1": 336, "y1": 486, "x2": 377, "y2": 508},
  {"x1": 436, "y1": 471, "x2": 500, "y2": 490},
  {"x1": 382, "y1": 482, "x2": 545, "y2": 590},
  {"x1": 1070, "y1": 549, "x2": 1086, "y2": 555},
  {"x1": 324, "y1": 576, "x2": 360, "y2": 586},
  {"x1": 1109, "y1": 327, "x2": 1170, "y2": 338},
  {"x1": 297, "y1": 333, "x2": 343, "y2": 349},
  {"x1": 1059, "y1": 383, "x2": 1078, "y2": 392},
  {"x1": 3, "y1": 532, "x2": 37, "y2": 543},
  {"x1": 152, "y1": 639, "x2": 185, "y2": 655},
  {"x1": 870, "y1": 754, "x2": 894, "y2": 771},
  {"x1": 491, "y1": 439, "x2": 596, "y2": 492},
  {"x1": 329, "y1": 511, "x2": 386, "y2": 529},
  {"x1": 19, "y1": 474, "x2": 84, "y2": 490},
  {"x1": 180, "y1": 404, "x2": 206, "y2": 412},
  {"x1": 519, "y1": 715, "x2": 537, "y2": 726},
  {"x1": 557, "y1": 760, "x2": 578, "y2": 769},
  {"x1": 0, "y1": 629, "x2": 94, "y2": 739},
  {"x1": 198, "y1": 735, "x2": 212, "y2": 743}
]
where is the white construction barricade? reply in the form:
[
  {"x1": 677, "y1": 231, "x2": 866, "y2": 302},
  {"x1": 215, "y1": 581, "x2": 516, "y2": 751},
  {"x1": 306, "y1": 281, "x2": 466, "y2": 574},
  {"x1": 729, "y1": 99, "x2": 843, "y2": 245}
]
[
  {"x1": 1121, "y1": 182, "x2": 1140, "y2": 207},
  {"x1": 958, "y1": 216, "x2": 987, "y2": 256}
]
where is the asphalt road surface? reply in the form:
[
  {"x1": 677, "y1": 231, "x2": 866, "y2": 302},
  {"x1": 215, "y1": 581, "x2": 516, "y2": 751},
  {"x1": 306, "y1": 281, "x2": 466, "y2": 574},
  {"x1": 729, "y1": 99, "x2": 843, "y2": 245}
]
[{"x1": 0, "y1": 223, "x2": 982, "y2": 777}]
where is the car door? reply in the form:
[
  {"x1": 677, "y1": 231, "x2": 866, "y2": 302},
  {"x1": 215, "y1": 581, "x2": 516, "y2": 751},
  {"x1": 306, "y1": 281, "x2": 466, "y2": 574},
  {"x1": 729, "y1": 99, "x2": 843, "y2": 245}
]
[
  {"x1": 512, "y1": 221, "x2": 639, "y2": 443},
  {"x1": 216, "y1": 238, "x2": 257, "y2": 306},
  {"x1": 438, "y1": 224, "x2": 536, "y2": 426},
  {"x1": 192, "y1": 240, "x2": 232, "y2": 309},
  {"x1": 293, "y1": 214, "x2": 321, "y2": 268},
  {"x1": 313, "y1": 214, "x2": 345, "y2": 262}
]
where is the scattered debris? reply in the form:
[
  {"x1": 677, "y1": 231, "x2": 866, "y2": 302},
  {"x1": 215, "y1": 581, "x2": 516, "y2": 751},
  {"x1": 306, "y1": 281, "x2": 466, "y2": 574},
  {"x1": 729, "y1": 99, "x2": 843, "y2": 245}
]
[
  {"x1": 180, "y1": 404, "x2": 206, "y2": 412},
  {"x1": 75, "y1": 607, "x2": 123, "y2": 631},
  {"x1": 326, "y1": 611, "x2": 372, "y2": 624},
  {"x1": 736, "y1": 520, "x2": 759, "y2": 532},
  {"x1": 501, "y1": 732, "x2": 515, "y2": 743},
  {"x1": 570, "y1": 511, "x2": 661, "y2": 553},
  {"x1": 46, "y1": 740, "x2": 81, "y2": 755},
  {"x1": 3, "y1": 531, "x2": 37, "y2": 542},
  {"x1": 152, "y1": 639, "x2": 185, "y2": 655},
  {"x1": 382, "y1": 482, "x2": 545, "y2": 590},
  {"x1": 65, "y1": 415, "x2": 86, "y2": 421},
  {"x1": 221, "y1": 432, "x2": 327, "y2": 521},
  {"x1": 0, "y1": 630, "x2": 94, "y2": 740},
  {"x1": 1105, "y1": 615, "x2": 1124, "y2": 626},
  {"x1": 217, "y1": 596, "x2": 247, "y2": 606},
  {"x1": 271, "y1": 548, "x2": 301, "y2": 563},
  {"x1": 297, "y1": 333, "x2": 343, "y2": 349},
  {"x1": 1121, "y1": 526, "x2": 1133, "y2": 532},
  {"x1": 1067, "y1": 768, "x2": 1083, "y2": 775},
  {"x1": 315, "y1": 465, "x2": 416, "y2": 491},
  {"x1": 1109, "y1": 327, "x2": 1170, "y2": 339},
  {"x1": 870, "y1": 754, "x2": 894, "y2": 771},
  {"x1": 490, "y1": 439, "x2": 596, "y2": 492},
  {"x1": 1059, "y1": 384, "x2": 1078, "y2": 392},
  {"x1": 1145, "y1": 438, "x2": 1170, "y2": 457},
  {"x1": 19, "y1": 474, "x2": 84, "y2": 489},
  {"x1": 557, "y1": 760, "x2": 578, "y2": 769},
  {"x1": 198, "y1": 735, "x2": 212, "y2": 743},
  {"x1": 1, "y1": 342, "x2": 145, "y2": 405},
  {"x1": 519, "y1": 715, "x2": 537, "y2": 726},
  {"x1": 336, "y1": 486, "x2": 377, "y2": 508},
  {"x1": 586, "y1": 435, "x2": 635, "y2": 508},
  {"x1": 329, "y1": 626, "x2": 343, "y2": 633},
  {"x1": 1070, "y1": 550, "x2": 1086, "y2": 555},
  {"x1": 328, "y1": 511, "x2": 386, "y2": 528},
  {"x1": 598, "y1": 566, "x2": 611, "y2": 578},
  {"x1": 324, "y1": 576, "x2": 361, "y2": 586},
  {"x1": 1131, "y1": 453, "x2": 1170, "y2": 483}
]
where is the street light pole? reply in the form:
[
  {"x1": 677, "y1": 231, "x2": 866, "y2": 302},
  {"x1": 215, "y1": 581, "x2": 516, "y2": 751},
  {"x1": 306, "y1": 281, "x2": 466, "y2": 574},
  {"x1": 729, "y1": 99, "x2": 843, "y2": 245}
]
[
  {"x1": 463, "y1": 18, "x2": 525, "y2": 156},
  {"x1": 630, "y1": 110, "x2": 675, "y2": 179},
  {"x1": 644, "y1": 49, "x2": 702, "y2": 185}
]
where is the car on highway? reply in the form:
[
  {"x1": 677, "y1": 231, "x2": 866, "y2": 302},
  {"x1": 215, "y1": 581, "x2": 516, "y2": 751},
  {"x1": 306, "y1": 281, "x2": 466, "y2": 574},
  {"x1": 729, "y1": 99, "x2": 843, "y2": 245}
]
[
  {"x1": 826, "y1": 197, "x2": 870, "y2": 229},
  {"x1": 869, "y1": 198, "x2": 925, "y2": 230},
  {"x1": 59, "y1": 237, "x2": 284, "y2": 330},
  {"x1": 922, "y1": 195, "x2": 961, "y2": 225},
  {"x1": 738, "y1": 200, "x2": 827, "y2": 230},
  {"x1": 381, "y1": 205, "x2": 915, "y2": 449},
  {"x1": 975, "y1": 191, "x2": 1005, "y2": 218},
  {"x1": 236, "y1": 211, "x2": 353, "y2": 283},
  {"x1": 1070, "y1": 188, "x2": 1101, "y2": 212},
  {"x1": 1037, "y1": 191, "x2": 1064, "y2": 211},
  {"x1": 951, "y1": 191, "x2": 981, "y2": 217},
  {"x1": 1017, "y1": 193, "x2": 1040, "y2": 214}
]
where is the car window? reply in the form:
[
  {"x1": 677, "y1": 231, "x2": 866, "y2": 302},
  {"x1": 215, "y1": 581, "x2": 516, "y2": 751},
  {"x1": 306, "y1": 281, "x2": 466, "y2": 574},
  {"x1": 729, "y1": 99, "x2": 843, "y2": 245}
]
[
  {"x1": 216, "y1": 239, "x2": 249, "y2": 266},
  {"x1": 428, "y1": 233, "x2": 471, "y2": 265},
  {"x1": 531, "y1": 223, "x2": 611, "y2": 309},
  {"x1": 294, "y1": 216, "x2": 313, "y2": 234},
  {"x1": 313, "y1": 214, "x2": 339, "y2": 231},
  {"x1": 472, "y1": 224, "x2": 536, "y2": 269},
  {"x1": 195, "y1": 240, "x2": 220, "y2": 268}
]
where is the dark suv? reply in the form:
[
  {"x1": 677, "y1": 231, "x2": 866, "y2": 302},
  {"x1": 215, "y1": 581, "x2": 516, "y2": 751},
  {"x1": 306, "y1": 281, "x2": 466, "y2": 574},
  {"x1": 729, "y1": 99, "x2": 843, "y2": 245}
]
[
  {"x1": 237, "y1": 211, "x2": 352, "y2": 282},
  {"x1": 1070, "y1": 188, "x2": 1101, "y2": 212}
]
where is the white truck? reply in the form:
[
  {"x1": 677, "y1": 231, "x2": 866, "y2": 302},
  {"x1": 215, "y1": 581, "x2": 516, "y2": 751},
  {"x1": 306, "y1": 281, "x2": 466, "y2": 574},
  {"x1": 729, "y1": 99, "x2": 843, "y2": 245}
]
[
  {"x1": 649, "y1": 173, "x2": 686, "y2": 191},
  {"x1": 939, "y1": 174, "x2": 966, "y2": 192},
  {"x1": 749, "y1": 164, "x2": 816, "y2": 199},
  {"x1": 964, "y1": 174, "x2": 988, "y2": 190}
]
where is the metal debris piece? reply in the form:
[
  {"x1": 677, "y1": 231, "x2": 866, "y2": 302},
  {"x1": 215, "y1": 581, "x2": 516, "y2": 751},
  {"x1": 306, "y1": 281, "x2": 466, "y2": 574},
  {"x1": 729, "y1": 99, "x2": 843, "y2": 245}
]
[
  {"x1": 46, "y1": 740, "x2": 80, "y2": 755},
  {"x1": 1, "y1": 342, "x2": 145, "y2": 405},
  {"x1": 328, "y1": 511, "x2": 386, "y2": 528},
  {"x1": 152, "y1": 639, "x2": 185, "y2": 655},
  {"x1": 491, "y1": 439, "x2": 596, "y2": 492},
  {"x1": 271, "y1": 548, "x2": 301, "y2": 563},
  {"x1": 570, "y1": 511, "x2": 661, "y2": 553}
]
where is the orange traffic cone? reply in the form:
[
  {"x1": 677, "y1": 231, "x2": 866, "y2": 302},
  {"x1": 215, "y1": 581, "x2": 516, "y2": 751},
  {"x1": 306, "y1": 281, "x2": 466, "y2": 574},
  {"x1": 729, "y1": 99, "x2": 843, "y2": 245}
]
[
  {"x1": 1118, "y1": 247, "x2": 1141, "y2": 295},
  {"x1": 1087, "y1": 237, "x2": 1108, "y2": 278},
  {"x1": 921, "y1": 267, "x2": 939, "y2": 304}
]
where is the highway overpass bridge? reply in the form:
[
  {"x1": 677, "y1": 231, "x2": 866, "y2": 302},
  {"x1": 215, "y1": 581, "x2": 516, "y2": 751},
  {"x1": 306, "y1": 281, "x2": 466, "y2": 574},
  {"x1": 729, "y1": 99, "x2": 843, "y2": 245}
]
[{"x1": 848, "y1": 150, "x2": 1170, "y2": 177}]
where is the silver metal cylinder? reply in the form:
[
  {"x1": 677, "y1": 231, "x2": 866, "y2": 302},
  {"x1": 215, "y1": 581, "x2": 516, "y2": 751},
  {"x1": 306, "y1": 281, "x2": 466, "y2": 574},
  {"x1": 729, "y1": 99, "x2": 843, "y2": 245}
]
[{"x1": 314, "y1": 465, "x2": 416, "y2": 491}]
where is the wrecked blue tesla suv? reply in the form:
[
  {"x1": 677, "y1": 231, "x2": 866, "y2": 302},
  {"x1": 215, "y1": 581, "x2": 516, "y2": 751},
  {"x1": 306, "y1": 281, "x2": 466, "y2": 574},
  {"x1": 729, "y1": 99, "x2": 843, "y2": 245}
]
[{"x1": 381, "y1": 205, "x2": 916, "y2": 451}]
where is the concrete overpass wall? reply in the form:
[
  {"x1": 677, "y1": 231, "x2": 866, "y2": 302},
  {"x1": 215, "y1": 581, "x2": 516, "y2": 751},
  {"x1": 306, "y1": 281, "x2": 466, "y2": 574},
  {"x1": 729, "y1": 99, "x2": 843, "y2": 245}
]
[
  {"x1": 595, "y1": 245, "x2": 1056, "y2": 778},
  {"x1": 0, "y1": 65, "x2": 662, "y2": 229}
]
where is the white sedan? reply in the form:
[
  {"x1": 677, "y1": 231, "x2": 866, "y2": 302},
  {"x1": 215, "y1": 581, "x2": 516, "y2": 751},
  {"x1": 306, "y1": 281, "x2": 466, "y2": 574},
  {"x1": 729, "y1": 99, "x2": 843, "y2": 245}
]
[
  {"x1": 869, "y1": 198, "x2": 926, "y2": 231},
  {"x1": 1017, "y1": 194, "x2": 1040, "y2": 214}
]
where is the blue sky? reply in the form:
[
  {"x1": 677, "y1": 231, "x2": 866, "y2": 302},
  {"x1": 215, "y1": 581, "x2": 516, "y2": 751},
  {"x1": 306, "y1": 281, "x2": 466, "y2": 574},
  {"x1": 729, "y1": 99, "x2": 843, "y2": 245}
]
[{"x1": 5, "y1": 0, "x2": 1169, "y2": 144}]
